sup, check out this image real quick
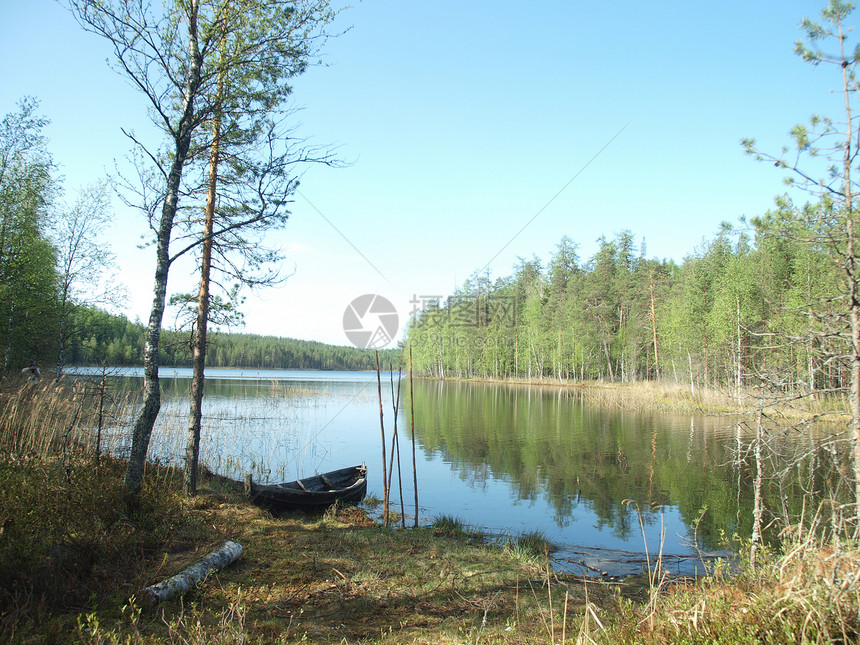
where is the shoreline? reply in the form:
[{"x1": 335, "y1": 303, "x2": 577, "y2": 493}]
[{"x1": 413, "y1": 374, "x2": 852, "y2": 420}]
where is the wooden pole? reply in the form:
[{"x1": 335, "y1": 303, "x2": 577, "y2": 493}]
[
  {"x1": 410, "y1": 346, "x2": 419, "y2": 527},
  {"x1": 390, "y1": 367, "x2": 405, "y2": 527},
  {"x1": 376, "y1": 351, "x2": 388, "y2": 526}
]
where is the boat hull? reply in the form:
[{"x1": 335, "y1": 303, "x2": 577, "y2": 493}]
[{"x1": 245, "y1": 464, "x2": 367, "y2": 511}]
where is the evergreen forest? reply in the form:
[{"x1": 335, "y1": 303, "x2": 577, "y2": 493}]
[
  {"x1": 67, "y1": 306, "x2": 396, "y2": 371},
  {"x1": 407, "y1": 217, "x2": 843, "y2": 399}
]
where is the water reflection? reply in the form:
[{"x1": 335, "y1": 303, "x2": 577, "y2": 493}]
[
  {"x1": 74, "y1": 368, "x2": 850, "y2": 560},
  {"x1": 408, "y1": 381, "x2": 727, "y2": 551},
  {"x1": 406, "y1": 380, "x2": 849, "y2": 555}
]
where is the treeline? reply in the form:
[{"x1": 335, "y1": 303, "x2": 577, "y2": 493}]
[
  {"x1": 66, "y1": 306, "x2": 396, "y2": 371},
  {"x1": 407, "y1": 210, "x2": 844, "y2": 396}
]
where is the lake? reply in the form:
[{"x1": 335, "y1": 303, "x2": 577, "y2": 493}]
[{"x1": 69, "y1": 367, "x2": 848, "y2": 576}]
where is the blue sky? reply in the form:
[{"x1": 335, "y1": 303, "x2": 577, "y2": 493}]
[{"x1": 0, "y1": 0, "x2": 845, "y2": 345}]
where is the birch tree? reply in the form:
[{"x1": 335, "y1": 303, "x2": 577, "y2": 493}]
[
  {"x1": 52, "y1": 181, "x2": 122, "y2": 379},
  {"x1": 68, "y1": 0, "x2": 337, "y2": 498}
]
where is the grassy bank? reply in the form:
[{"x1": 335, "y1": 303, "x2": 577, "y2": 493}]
[
  {"x1": 3, "y1": 461, "x2": 858, "y2": 644},
  {"x1": 1, "y1": 379, "x2": 858, "y2": 643}
]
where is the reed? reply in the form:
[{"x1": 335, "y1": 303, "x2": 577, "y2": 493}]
[
  {"x1": 430, "y1": 513, "x2": 469, "y2": 537},
  {"x1": 575, "y1": 510, "x2": 860, "y2": 644},
  {"x1": 86, "y1": 375, "x2": 331, "y2": 484},
  {"x1": 574, "y1": 380, "x2": 741, "y2": 415},
  {"x1": 0, "y1": 371, "x2": 332, "y2": 494},
  {"x1": 0, "y1": 379, "x2": 107, "y2": 460},
  {"x1": 434, "y1": 375, "x2": 850, "y2": 418},
  {"x1": 509, "y1": 529, "x2": 555, "y2": 559}
]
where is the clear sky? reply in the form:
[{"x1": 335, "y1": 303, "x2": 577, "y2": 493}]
[{"x1": 0, "y1": 0, "x2": 846, "y2": 346}]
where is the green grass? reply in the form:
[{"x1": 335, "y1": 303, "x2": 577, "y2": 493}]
[
  {"x1": 509, "y1": 529, "x2": 555, "y2": 558},
  {"x1": 0, "y1": 457, "x2": 209, "y2": 642},
  {"x1": 430, "y1": 513, "x2": 469, "y2": 537}
]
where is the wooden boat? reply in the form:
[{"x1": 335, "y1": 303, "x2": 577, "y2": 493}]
[{"x1": 244, "y1": 464, "x2": 367, "y2": 511}]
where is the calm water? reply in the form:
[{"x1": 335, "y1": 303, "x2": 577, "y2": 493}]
[{"x1": 69, "y1": 367, "x2": 847, "y2": 573}]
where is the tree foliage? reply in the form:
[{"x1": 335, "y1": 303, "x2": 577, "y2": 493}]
[
  {"x1": 52, "y1": 181, "x2": 122, "y2": 379},
  {"x1": 0, "y1": 98, "x2": 59, "y2": 373},
  {"x1": 407, "y1": 223, "x2": 845, "y2": 397}
]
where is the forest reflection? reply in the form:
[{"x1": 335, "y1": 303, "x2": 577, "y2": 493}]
[{"x1": 407, "y1": 380, "x2": 849, "y2": 551}]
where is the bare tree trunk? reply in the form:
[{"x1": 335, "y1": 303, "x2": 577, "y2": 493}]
[
  {"x1": 143, "y1": 541, "x2": 242, "y2": 604},
  {"x1": 703, "y1": 293, "x2": 709, "y2": 387},
  {"x1": 736, "y1": 295, "x2": 743, "y2": 404},
  {"x1": 688, "y1": 350, "x2": 695, "y2": 395},
  {"x1": 125, "y1": 237, "x2": 171, "y2": 496},
  {"x1": 184, "y1": 136, "x2": 218, "y2": 496},
  {"x1": 602, "y1": 337, "x2": 614, "y2": 382},
  {"x1": 56, "y1": 288, "x2": 69, "y2": 380},
  {"x1": 848, "y1": 215, "x2": 860, "y2": 523},
  {"x1": 3, "y1": 303, "x2": 13, "y2": 373},
  {"x1": 184, "y1": 47, "x2": 224, "y2": 497},
  {"x1": 835, "y1": 16, "x2": 860, "y2": 521},
  {"x1": 514, "y1": 329, "x2": 519, "y2": 377},
  {"x1": 807, "y1": 261, "x2": 817, "y2": 399},
  {"x1": 125, "y1": 1, "x2": 202, "y2": 498},
  {"x1": 649, "y1": 271, "x2": 660, "y2": 380},
  {"x1": 750, "y1": 412, "x2": 764, "y2": 569}
]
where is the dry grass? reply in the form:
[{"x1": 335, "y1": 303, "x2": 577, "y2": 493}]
[
  {"x1": 432, "y1": 376, "x2": 850, "y2": 419},
  {"x1": 597, "y1": 539, "x2": 860, "y2": 644},
  {"x1": 69, "y1": 500, "x2": 860, "y2": 645},
  {"x1": 0, "y1": 378, "x2": 93, "y2": 459},
  {"x1": 575, "y1": 380, "x2": 738, "y2": 414},
  {"x1": 0, "y1": 456, "x2": 208, "y2": 641}
]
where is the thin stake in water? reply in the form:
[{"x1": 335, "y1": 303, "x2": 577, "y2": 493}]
[
  {"x1": 410, "y1": 345, "x2": 418, "y2": 527},
  {"x1": 389, "y1": 366, "x2": 405, "y2": 527},
  {"x1": 375, "y1": 350, "x2": 388, "y2": 526}
]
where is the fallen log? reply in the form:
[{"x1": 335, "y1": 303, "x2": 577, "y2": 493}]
[{"x1": 142, "y1": 540, "x2": 243, "y2": 604}]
